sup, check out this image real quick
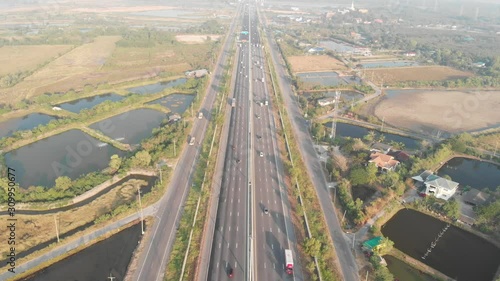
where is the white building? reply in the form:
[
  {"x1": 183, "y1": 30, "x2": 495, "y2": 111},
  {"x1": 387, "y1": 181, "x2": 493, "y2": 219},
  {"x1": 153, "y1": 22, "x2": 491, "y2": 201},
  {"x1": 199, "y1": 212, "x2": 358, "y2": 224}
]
[{"x1": 412, "y1": 171, "x2": 459, "y2": 200}]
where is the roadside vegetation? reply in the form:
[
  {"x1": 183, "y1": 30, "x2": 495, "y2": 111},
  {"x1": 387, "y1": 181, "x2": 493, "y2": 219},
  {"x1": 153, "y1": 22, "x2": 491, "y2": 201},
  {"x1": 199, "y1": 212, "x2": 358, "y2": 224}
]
[
  {"x1": 165, "y1": 40, "x2": 234, "y2": 281},
  {"x1": 265, "y1": 40, "x2": 342, "y2": 281}
]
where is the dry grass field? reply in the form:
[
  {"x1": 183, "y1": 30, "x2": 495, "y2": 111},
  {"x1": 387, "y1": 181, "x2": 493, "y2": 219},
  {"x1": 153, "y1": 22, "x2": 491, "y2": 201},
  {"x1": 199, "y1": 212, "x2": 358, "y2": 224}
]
[
  {"x1": 0, "y1": 36, "x2": 215, "y2": 104},
  {"x1": 0, "y1": 36, "x2": 121, "y2": 102},
  {"x1": 0, "y1": 177, "x2": 149, "y2": 258},
  {"x1": 175, "y1": 34, "x2": 221, "y2": 44},
  {"x1": 362, "y1": 66, "x2": 473, "y2": 84},
  {"x1": 374, "y1": 90, "x2": 500, "y2": 133},
  {"x1": 288, "y1": 55, "x2": 347, "y2": 73},
  {"x1": 0, "y1": 45, "x2": 72, "y2": 76}
]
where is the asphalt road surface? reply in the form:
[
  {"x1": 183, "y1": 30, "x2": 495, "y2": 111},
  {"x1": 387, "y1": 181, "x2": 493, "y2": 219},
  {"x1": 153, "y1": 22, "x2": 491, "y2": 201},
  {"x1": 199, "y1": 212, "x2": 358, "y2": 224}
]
[
  {"x1": 260, "y1": 8, "x2": 361, "y2": 281},
  {"x1": 208, "y1": 2, "x2": 303, "y2": 281},
  {"x1": 129, "y1": 8, "x2": 240, "y2": 281},
  {"x1": 207, "y1": 5, "x2": 251, "y2": 280}
]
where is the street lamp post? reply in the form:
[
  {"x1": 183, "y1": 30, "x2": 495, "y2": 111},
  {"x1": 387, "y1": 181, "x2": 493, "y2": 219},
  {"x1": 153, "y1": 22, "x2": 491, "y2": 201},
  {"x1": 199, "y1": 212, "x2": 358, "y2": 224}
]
[{"x1": 137, "y1": 187, "x2": 145, "y2": 235}]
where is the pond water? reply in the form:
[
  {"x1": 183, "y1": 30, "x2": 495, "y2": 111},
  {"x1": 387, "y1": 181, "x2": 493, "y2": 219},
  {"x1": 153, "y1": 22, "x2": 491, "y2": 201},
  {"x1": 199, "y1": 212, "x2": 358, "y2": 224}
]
[
  {"x1": 89, "y1": 108, "x2": 167, "y2": 145},
  {"x1": 147, "y1": 93, "x2": 195, "y2": 114},
  {"x1": 57, "y1": 93, "x2": 124, "y2": 113},
  {"x1": 304, "y1": 90, "x2": 364, "y2": 103},
  {"x1": 0, "y1": 113, "x2": 57, "y2": 139},
  {"x1": 22, "y1": 223, "x2": 144, "y2": 281},
  {"x1": 325, "y1": 122, "x2": 420, "y2": 150},
  {"x1": 361, "y1": 61, "x2": 419, "y2": 68},
  {"x1": 437, "y1": 157, "x2": 500, "y2": 191},
  {"x1": 297, "y1": 72, "x2": 361, "y2": 87},
  {"x1": 383, "y1": 255, "x2": 438, "y2": 281},
  {"x1": 4, "y1": 129, "x2": 126, "y2": 188},
  {"x1": 126, "y1": 78, "x2": 187, "y2": 95},
  {"x1": 382, "y1": 209, "x2": 500, "y2": 281}
]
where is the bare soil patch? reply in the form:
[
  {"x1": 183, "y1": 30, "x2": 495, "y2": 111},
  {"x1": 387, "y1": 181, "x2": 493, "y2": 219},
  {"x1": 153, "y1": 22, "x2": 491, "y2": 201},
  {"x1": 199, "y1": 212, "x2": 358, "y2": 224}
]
[
  {"x1": 0, "y1": 45, "x2": 72, "y2": 76},
  {"x1": 175, "y1": 34, "x2": 221, "y2": 44},
  {"x1": 374, "y1": 90, "x2": 500, "y2": 133},
  {"x1": 362, "y1": 66, "x2": 473, "y2": 84},
  {"x1": 288, "y1": 55, "x2": 347, "y2": 73}
]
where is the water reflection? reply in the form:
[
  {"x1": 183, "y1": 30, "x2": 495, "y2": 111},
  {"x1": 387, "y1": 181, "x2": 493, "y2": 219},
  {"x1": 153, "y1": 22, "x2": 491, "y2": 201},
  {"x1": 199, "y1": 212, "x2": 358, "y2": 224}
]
[
  {"x1": 382, "y1": 209, "x2": 500, "y2": 281},
  {"x1": 0, "y1": 113, "x2": 57, "y2": 139}
]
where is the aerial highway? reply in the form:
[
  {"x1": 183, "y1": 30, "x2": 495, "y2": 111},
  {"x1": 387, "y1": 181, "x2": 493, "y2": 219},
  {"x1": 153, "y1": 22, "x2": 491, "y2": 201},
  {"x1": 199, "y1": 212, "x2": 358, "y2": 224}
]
[
  {"x1": 248, "y1": 7, "x2": 304, "y2": 281},
  {"x1": 129, "y1": 6, "x2": 241, "y2": 281},
  {"x1": 208, "y1": 2, "x2": 303, "y2": 281},
  {"x1": 207, "y1": 5, "x2": 251, "y2": 280},
  {"x1": 259, "y1": 7, "x2": 361, "y2": 281}
]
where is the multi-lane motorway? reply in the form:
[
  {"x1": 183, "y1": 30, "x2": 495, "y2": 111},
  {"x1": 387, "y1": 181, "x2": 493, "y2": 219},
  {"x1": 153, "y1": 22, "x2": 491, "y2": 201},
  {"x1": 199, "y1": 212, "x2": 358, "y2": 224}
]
[
  {"x1": 208, "y1": 2, "x2": 303, "y2": 281},
  {"x1": 129, "y1": 7, "x2": 240, "y2": 281}
]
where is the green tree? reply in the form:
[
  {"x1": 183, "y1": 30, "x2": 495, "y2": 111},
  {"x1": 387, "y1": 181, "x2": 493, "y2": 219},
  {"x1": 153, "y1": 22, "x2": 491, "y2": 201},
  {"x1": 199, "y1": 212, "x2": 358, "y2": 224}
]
[
  {"x1": 374, "y1": 266, "x2": 394, "y2": 281},
  {"x1": 349, "y1": 167, "x2": 369, "y2": 186},
  {"x1": 303, "y1": 237, "x2": 322, "y2": 256},
  {"x1": 131, "y1": 151, "x2": 152, "y2": 168},
  {"x1": 108, "y1": 154, "x2": 122, "y2": 173},
  {"x1": 442, "y1": 198, "x2": 460, "y2": 219},
  {"x1": 55, "y1": 176, "x2": 72, "y2": 191},
  {"x1": 366, "y1": 163, "x2": 378, "y2": 184}
]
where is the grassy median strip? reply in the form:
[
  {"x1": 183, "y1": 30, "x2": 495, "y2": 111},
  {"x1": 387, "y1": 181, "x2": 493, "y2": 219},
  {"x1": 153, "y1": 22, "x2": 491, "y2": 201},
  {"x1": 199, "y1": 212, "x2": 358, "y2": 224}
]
[
  {"x1": 263, "y1": 36, "x2": 342, "y2": 281},
  {"x1": 164, "y1": 45, "x2": 234, "y2": 281}
]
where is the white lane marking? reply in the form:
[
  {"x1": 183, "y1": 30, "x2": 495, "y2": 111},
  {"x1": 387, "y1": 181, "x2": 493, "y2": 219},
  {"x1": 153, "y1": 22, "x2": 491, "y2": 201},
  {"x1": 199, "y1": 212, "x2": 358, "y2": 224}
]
[
  {"x1": 217, "y1": 262, "x2": 219, "y2": 268},
  {"x1": 236, "y1": 243, "x2": 238, "y2": 249},
  {"x1": 229, "y1": 226, "x2": 231, "y2": 232},
  {"x1": 272, "y1": 244, "x2": 274, "y2": 249},
  {"x1": 264, "y1": 262, "x2": 266, "y2": 269},
  {"x1": 237, "y1": 226, "x2": 239, "y2": 232},
  {"x1": 238, "y1": 212, "x2": 239, "y2": 217},
  {"x1": 230, "y1": 212, "x2": 232, "y2": 217},
  {"x1": 278, "y1": 228, "x2": 280, "y2": 233},
  {"x1": 273, "y1": 263, "x2": 276, "y2": 269},
  {"x1": 275, "y1": 200, "x2": 277, "y2": 205},
  {"x1": 219, "y1": 243, "x2": 221, "y2": 248},
  {"x1": 238, "y1": 198, "x2": 240, "y2": 203},
  {"x1": 270, "y1": 227, "x2": 273, "y2": 233}
]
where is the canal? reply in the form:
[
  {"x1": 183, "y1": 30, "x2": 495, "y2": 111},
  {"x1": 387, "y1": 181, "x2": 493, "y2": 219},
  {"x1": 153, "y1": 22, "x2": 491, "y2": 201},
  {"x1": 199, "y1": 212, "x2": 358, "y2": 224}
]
[
  {"x1": 325, "y1": 122, "x2": 420, "y2": 150},
  {"x1": 21, "y1": 223, "x2": 144, "y2": 281},
  {"x1": 382, "y1": 209, "x2": 500, "y2": 281}
]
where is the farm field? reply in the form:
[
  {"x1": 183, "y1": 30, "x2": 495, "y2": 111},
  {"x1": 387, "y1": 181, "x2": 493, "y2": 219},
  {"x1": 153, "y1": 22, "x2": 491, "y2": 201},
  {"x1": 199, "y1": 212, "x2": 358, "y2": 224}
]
[
  {"x1": 0, "y1": 36, "x2": 121, "y2": 103},
  {"x1": 0, "y1": 37, "x2": 215, "y2": 104},
  {"x1": 288, "y1": 55, "x2": 347, "y2": 73},
  {"x1": 374, "y1": 90, "x2": 500, "y2": 133},
  {"x1": 0, "y1": 45, "x2": 73, "y2": 76},
  {"x1": 362, "y1": 65, "x2": 473, "y2": 84}
]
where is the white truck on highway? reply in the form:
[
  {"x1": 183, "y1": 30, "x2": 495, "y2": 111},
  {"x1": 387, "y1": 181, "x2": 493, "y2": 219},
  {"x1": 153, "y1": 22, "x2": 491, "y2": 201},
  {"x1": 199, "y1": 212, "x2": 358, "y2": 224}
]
[{"x1": 285, "y1": 249, "x2": 293, "y2": 274}]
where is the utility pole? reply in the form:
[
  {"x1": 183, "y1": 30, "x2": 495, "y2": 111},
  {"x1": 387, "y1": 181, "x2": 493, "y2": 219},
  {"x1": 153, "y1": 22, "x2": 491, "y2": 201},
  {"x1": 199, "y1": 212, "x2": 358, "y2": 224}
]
[
  {"x1": 352, "y1": 232, "x2": 355, "y2": 250},
  {"x1": 158, "y1": 165, "x2": 163, "y2": 184},
  {"x1": 330, "y1": 91, "x2": 341, "y2": 138},
  {"x1": 365, "y1": 271, "x2": 369, "y2": 281},
  {"x1": 137, "y1": 187, "x2": 144, "y2": 235},
  {"x1": 173, "y1": 138, "x2": 177, "y2": 157},
  {"x1": 341, "y1": 209, "x2": 347, "y2": 224},
  {"x1": 54, "y1": 214, "x2": 60, "y2": 243}
]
